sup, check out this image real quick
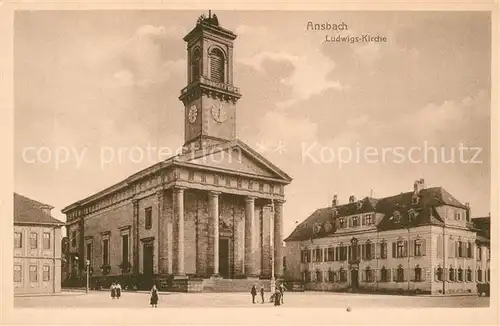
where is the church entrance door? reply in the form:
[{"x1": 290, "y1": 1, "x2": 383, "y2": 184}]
[
  {"x1": 143, "y1": 242, "x2": 154, "y2": 288},
  {"x1": 219, "y1": 238, "x2": 230, "y2": 278}
]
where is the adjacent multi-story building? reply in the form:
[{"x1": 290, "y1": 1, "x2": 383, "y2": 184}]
[
  {"x1": 13, "y1": 193, "x2": 65, "y2": 295},
  {"x1": 284, "y1": 179, "x2": 490, "y2": 295},
  {"x1": 61, "y1": 12, "x2": 291, "y2": 292}
]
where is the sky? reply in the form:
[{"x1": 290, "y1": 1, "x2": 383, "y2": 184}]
[{"x1": 14, "y1": 10, "x2": 491, "y2": 238}]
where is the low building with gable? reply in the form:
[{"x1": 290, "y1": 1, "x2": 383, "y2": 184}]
[{"x1": 284, "y1": 179, "x2": 490, "y2": 295}]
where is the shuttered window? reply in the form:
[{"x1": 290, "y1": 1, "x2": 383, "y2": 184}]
[
  {"x1": 191, "y1": 48, "x2": 201, "y2": 82},
  {"x1": 210, "y1": 48, "x2": 225, "y2": 83}
]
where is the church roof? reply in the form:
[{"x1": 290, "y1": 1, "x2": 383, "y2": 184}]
[
  {"x1": 62, "y1": 138, "x2": 291, "y2": 214},
  {"x1": 284, "y1": 187, "x2": 466, "y2": 242},
  {"x1": 14, "y1": 193, "x2": 64, "y2": 226}
]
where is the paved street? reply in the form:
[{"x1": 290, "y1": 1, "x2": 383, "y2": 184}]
[{"x1": 14, "y1": 290, "x2": 489, "y2": 309}]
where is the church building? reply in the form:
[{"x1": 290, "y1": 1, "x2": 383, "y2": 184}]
[{"x1": 62, "y1": 13, "x2": 292, "y2": 292}]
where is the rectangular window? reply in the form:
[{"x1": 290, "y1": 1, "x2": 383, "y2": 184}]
[
  {"x1": 225, "y1": 176, "x2": 231, "y2": 186},
  {"x1": 29, "y1": 265, "x2": 37, "y2": 282},
  {"x1": 380, "y1": 242, "x2": 387, "y2": 259},
  {"x1": 145, "y1": 207, "x2": 152, "y2": 229},
  {"x1": 477, "y1": 269, "x2": 483, "y2": 282},
  {"x1": 122, "y1": 234, "x2": 129, "y2": 264},
  {"x1": 364, "y1": 213, "x2": 373, "y2": 225},
  {"x1": 466, "y1": 242, "x2": 472, "y2": 259},
  {"x1": 43, "y1": 232, "x2": 51, "y2": 249},
  {"x1": 477, "y1": 247, "x2": 482, "y2": 261},
  {"x1": 188, "y1": 171, "x2": 194, "y2": 181},
  {"x1": 414, "y1": 239, "x2": 422, "y2": 256},
  {"x1": 102, "y1": 239, "x2": 109, "y2": 265},
  {"x1": 14, "y1": 232, "x2": 22, "y2": 248},
  {"x1": 365, "y1": 269, "x2": 373, "y2": 282},
  {"x1": 457, "y1": 269, "x2": 464, "y2": 282},
  {"x1": 396, "y1": 241, "x2": 405, "y2": 258},
  {"x1": 327, "y1": 247, "x2": 334, "y2": 261},
  {"x1": 42, "y1": 265, "x2": 50, "y2": 281},
  {"x1": 71, "y1": 231, "x2": 76, "y2": 247},
  {"x1": 30, "y1": 232, "x2": 38, "y2": 249},
  {"x1": 259, "y1": 183, "x2": 264, "y2": 192},
  {"x1": 14, "y1": 265, "x2": 22, "y2": 282},
  {"x1": 352, "y1": 216, "x2": 360, "y2": 227}
]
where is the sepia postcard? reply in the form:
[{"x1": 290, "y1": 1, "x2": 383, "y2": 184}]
[{"x1": 0, "y1": 1, "x2": 498, "y2": 325}]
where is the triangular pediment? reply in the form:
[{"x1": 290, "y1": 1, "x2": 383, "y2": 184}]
[{"x1": 178, "y1": 139, "x2": 292, "y2": 182}]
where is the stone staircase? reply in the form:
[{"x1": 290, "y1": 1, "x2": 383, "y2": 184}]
[{"x1": 202, "y1": 278, "x2": 272, "y2": 292}]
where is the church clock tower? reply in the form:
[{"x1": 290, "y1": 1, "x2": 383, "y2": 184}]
[{"x1": 179, "y1": 12, "x2": 242, "y2": 151}]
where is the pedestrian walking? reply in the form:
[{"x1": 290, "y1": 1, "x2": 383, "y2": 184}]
[
  {"x1": 250, "y1": 284, "x2": 257, "y2": 304},
  {"x1": 260, "y1": 286, "x2": 265, "y2": 304},
  {"x1": 110, "y1": 282, "x2": 116, "y2": 299},
  {"x1": 116, "y1": 282, "x2": 122, "y2": 299},
  {"x1": 150, "y1": 285, "x2": 159, "y2": 308},
  {"x1": 279, "y1": 282, "x2": 286, "y2": 304}
]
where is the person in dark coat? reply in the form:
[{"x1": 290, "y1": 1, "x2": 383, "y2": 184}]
[
  {"x1": 260, "y1": 286, "x2": 265, "y2": 304},
  {"x1": 116, "y1": 282, "x2": 122, "y2": 299},
  {"x1": 150, "y1": 285, "x2": 159, "y2": 308},
  {"x1": 273, "y1": 290, "x2": 281, "y2": 306},
  {"x1": 250, "y1": 285, "x2": 257, "y2": 304},
  {"x1": 110, "y1": 282, "x2": 116, "y2": 299}
]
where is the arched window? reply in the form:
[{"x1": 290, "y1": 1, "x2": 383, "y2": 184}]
[
  {"x1": 328, "y1": 269, "x2": 335, "y2": 283},
  {"x1": 477, "y1": 269, "x2": 483, "y2": 282},
  {"x1": 466, "y1": 268, "x2": 472, "y2": 282},
  {"x1": 316, "y1": 270, "x2": 323, "y2": 282},
  {"x1": 435, "y1": 267, "x2": 443, "y2": 281},
  {"x1": 449, "y1": 267, "x2": 455, "y2": 282},
  {"x1": 457, "y1": 267, "x2": 464, "y2": 282},
  {"x1": 380, "y1": 266, "x2": 389, "y2": 282},
  {"x1": 191, "y1": 48, "x2": 201, "y2": 82},
  {"x1": 396, "y1": 264, "x2": 404, "y2": 282},
  {"x1": 414, "y1": 264, "x2": 422, "y2": 282},
  {"x1": 209, "y1": 48, "x2": 225, "y2": 83},
  {"x1": 365, "y1": 266, "x2": 373, "y2": 282}
]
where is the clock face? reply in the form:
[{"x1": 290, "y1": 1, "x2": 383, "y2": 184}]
[
  {"x1": 188, "y1": 105, "x2": 198, "y2": 123},
  {"x1": 211, "y1": 104, "x2": 228, "y2": 123}
]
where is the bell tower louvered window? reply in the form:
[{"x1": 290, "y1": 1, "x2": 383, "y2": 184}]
[
  {"x1": 191, "y1": 48, "x2": 201, "y2": 82},
  {"x1": 210, "y1": 48, "x2": 225, "y2": 83}
]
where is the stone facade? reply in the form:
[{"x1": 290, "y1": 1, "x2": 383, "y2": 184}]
[
  {"x1": 62, "y1": 13, "x2": 292, "y2": 291},
  {"x1": 284, "y1": 180, "x2": 490, "y2": 295}
]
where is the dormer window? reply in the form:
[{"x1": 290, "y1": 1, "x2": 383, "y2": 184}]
[
  {"x1": 412, "y1": 195, "x2": 419, "y2": 205},
  {"x1": 454, "y1": 211, "x2": 462, "y2": 221},
  {"x1": 391, "y1": 211, "x2": 401, "y2": 222},
  {"x1": 408, "y1": 209, "x2": 416, "y2": 221},
  {"x1": 356, "y1": 201, "x2": 363, "y2": 210},
  {"x1": 338, "y1": 218, "x2": 346, "y2": 228}
]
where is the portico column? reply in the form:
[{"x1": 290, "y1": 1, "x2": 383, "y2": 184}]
[
  {"x1": 274, "y1": 200, "x2": 284, "y2": 277},
  {"x1": 174, "y1": 187, "x2": 185, "y2": 275},
  {"x1": 245, "y1": 196, "x2": 257, "y2": 277},
  {"x1": 209, "y1": 191, "x2": 220, "y2": 277}
]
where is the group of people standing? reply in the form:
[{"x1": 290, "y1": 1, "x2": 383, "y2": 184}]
[
  {"x1": 250, "y1": 282, "x2": 286, "y2": 306},
  {"x1": 110, "y1": 282, "x2": 122, "y2": 299},
  {"x1": 110, "y1": 281, "x2": 159, "y2": 307}
]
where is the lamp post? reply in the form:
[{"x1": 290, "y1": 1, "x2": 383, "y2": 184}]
[
  {"x1": 86, "y1": 260, "x2": 90, "y2": 294},
  {"x1": 270, "y1": 200, "x2": 276, "y2": 294}
]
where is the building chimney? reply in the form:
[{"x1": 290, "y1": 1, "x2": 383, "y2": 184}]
[
  {"x1": 332, "y1": 195, "x2": 338, "y2": 207},
  {"x1": 465, "y1": 202, "x2": 471, "y2": 222},
  {"x1": 413, "y1": 178, "x2": 426, "y2": 194},
  {"x1": 349, "y1": 195, "x2": 356, "y2": 203}
]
